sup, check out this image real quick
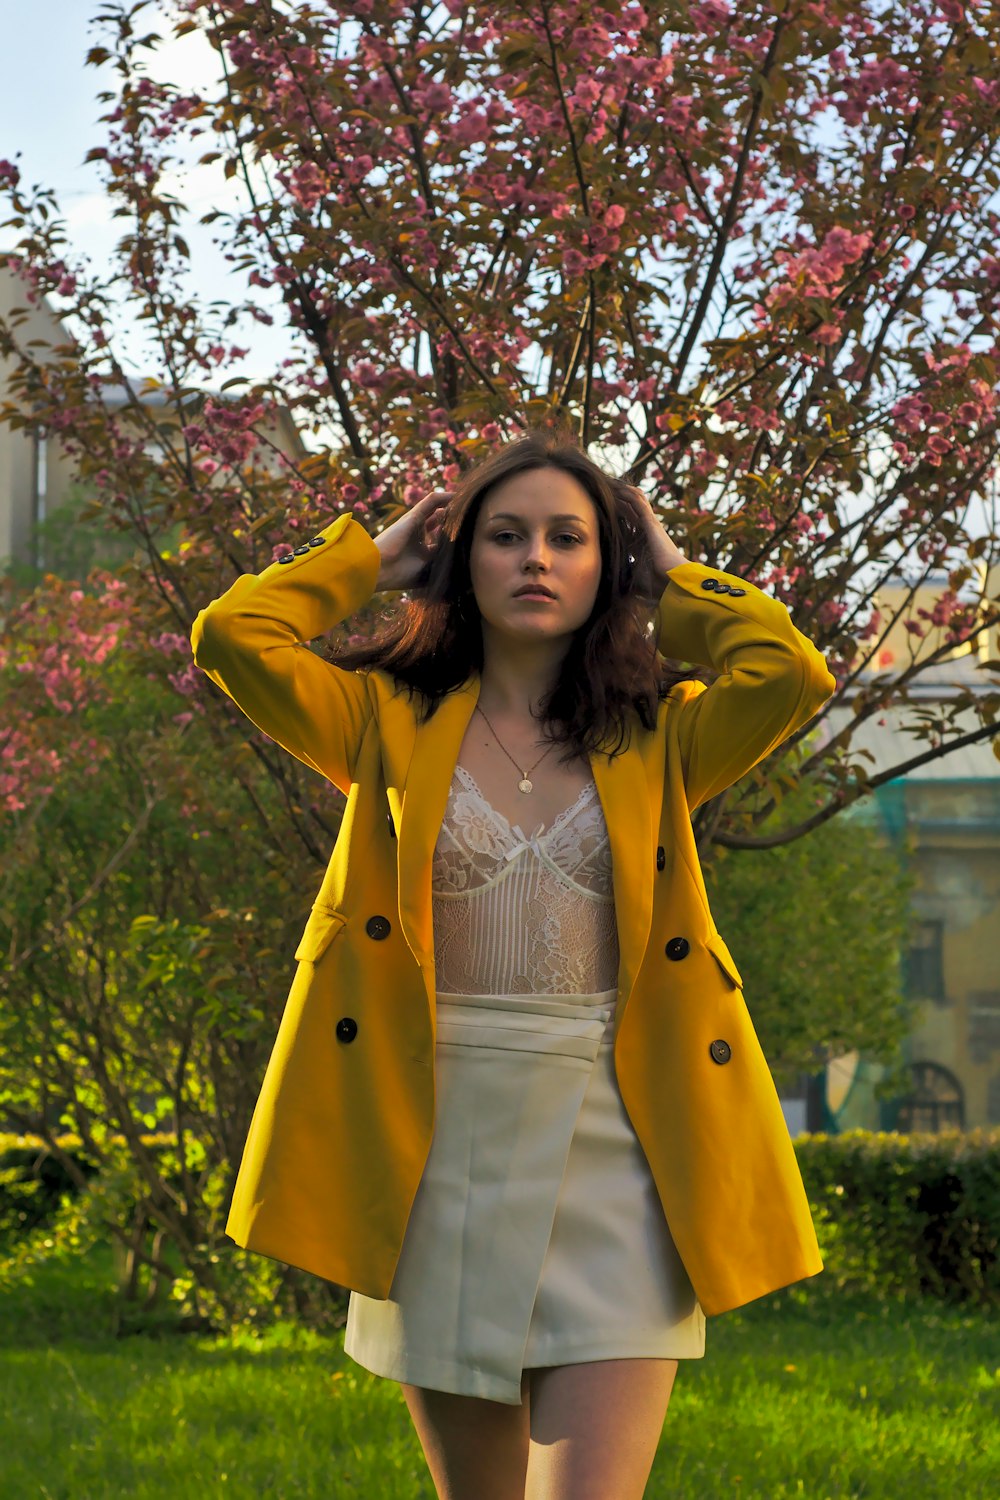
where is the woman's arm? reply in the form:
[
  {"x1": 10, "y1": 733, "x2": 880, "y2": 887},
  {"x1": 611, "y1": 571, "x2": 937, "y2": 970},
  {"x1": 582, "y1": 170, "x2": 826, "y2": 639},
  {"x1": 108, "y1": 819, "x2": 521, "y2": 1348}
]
[
  {"x1": 654, "y1": 561, "x2": 836, "y2": 812},
  {"x1": 190, "y1": 514, "x2": 381, "y2": 794},
  {"x1": 624, "y1": 484, "x2": 835, "y2": 811}
]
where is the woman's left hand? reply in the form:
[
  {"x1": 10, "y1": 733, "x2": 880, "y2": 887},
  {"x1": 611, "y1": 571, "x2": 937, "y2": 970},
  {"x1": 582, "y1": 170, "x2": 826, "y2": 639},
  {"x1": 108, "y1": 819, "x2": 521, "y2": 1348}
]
[{"x1": 622, "y1": 484, "x2": 687, "y2": 596}]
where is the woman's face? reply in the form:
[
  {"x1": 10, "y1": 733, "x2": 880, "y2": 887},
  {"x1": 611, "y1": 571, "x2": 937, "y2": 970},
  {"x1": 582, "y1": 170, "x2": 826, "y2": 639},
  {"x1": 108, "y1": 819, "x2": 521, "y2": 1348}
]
[{"x1": 468, "y1": 466, "x2": 603, "y2": 644}]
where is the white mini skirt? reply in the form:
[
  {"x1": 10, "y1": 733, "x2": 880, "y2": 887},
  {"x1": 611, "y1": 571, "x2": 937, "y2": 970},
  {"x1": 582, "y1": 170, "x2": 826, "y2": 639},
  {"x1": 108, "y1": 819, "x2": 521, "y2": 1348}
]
[{"x1": 343, "y1": 988, "x2": 706, "y2": 1406}]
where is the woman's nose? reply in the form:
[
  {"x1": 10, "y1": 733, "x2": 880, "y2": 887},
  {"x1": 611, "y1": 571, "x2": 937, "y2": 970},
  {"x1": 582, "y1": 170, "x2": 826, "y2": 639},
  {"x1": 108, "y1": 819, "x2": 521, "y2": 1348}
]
[{"x1": 522, "y1": 538, "x2": 552, "y2": 565}]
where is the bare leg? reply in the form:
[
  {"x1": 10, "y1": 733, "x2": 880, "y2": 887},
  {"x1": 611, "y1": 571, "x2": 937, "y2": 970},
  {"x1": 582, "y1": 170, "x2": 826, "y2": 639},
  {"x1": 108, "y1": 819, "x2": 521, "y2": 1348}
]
[
  {"x1": 524, "y1": 1358, "x2": 679, "y2": 1500},
  {"x1": 401, "y1": 1369, "x2": 532, "y2": 1500}
]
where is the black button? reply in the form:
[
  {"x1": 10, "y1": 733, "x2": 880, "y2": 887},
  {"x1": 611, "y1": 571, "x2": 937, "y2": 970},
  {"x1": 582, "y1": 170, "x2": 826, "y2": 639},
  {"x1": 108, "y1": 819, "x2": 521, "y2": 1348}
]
[
  {"x1": 656, "y1": 845, "x2": 665, "y2": 871},
  {"x1": 700, "y1": 578, "x2": 719, "y2": 591},
  {"x1": 365, "y1": 915, "x2": 391, "y2": 940},
  {"x1": 308, "y1": 537, "x2": 326, "y2": 547},
  {"x1": 710, "y1": 1039, "x2": 732, "y2": 1064},
  {"x1": 386, "y1": 810, "x2": 396, "y2": 839},
  {"x1": 293, "y1": 544, "x2": 310, "y2": 556},
  {"x1": 730, "y1": 587, "x2": 746, "y2": 596},
  {"x1": 665, "y1": 936, "x2": 690, "y2": 961},
  {"x1": 715, "y1": 582, "x2": 732, "y2": 594},
  {"x1": 336, "y1": 1017, "x2": 358, "y2": 1043},
  {"x1": 277, "y1": 553, "x2": 295, "y2": 564}
]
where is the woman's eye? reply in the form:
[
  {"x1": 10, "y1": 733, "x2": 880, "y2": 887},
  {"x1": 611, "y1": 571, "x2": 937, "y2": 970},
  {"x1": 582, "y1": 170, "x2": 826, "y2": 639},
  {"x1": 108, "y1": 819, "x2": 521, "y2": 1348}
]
[{"x1": 492, "y1": 532, "x2": 580, "y2": 544}]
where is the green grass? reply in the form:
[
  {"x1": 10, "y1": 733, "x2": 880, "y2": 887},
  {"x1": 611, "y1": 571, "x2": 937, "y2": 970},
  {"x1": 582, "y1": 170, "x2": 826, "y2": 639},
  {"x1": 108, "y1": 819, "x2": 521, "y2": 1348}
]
[{"x1": 0, "y1": 1245, "x2": 997, "y2": 1498}]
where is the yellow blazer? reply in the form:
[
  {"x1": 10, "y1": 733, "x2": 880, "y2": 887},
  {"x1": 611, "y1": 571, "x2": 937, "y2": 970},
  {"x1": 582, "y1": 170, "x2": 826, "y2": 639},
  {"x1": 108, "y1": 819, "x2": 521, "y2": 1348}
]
[{"x1": 191, "y1": 512, "x2": 837, "y2": 1317}]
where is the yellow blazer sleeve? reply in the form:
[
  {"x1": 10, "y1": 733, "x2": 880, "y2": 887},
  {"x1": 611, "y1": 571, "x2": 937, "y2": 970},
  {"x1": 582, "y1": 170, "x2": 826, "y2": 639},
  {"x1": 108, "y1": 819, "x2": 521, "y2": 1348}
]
[
  {"x1": 655, "y1": 560, "x2": 837, "y2": 813},
  {"x1": 189, "y1": 514, "x2": 382, "y2": 794}
]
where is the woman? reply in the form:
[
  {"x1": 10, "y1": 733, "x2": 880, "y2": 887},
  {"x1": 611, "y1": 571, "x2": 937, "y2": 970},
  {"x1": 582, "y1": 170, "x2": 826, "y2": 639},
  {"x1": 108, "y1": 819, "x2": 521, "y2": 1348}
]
[{"x1": 191, "y1": 429, "x2": 836, "y2": 1500}]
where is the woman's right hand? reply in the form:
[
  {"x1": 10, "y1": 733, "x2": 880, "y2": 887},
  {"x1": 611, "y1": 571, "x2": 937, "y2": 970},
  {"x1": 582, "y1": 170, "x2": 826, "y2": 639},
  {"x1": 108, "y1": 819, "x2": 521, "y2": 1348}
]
[{"x1": 372, "y1": 490, "x2": 449, "y2": 592}]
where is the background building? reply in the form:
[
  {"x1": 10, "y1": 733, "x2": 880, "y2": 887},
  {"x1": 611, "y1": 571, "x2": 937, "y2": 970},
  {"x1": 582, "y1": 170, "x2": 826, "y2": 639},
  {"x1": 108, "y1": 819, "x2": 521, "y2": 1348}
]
[
  {"x1": 799, "y1": 566, "x2": 1000, "y2": 1135},
  {"x1": 1, "y1": 259, "x2": 306, "y2": 577}
]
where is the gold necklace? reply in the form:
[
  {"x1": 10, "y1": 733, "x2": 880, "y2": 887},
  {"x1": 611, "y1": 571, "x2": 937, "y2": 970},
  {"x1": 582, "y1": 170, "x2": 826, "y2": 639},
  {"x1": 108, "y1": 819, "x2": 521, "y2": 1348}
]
[{"x1": 473, "y1": 703, "x2": 554, "y2": 794}]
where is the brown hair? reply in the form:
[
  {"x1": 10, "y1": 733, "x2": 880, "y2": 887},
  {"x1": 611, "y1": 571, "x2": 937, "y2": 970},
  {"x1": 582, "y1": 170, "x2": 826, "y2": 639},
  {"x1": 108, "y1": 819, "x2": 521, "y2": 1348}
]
[{"x1": 325, "y1": 428, "x2": 705, "y2": 764}]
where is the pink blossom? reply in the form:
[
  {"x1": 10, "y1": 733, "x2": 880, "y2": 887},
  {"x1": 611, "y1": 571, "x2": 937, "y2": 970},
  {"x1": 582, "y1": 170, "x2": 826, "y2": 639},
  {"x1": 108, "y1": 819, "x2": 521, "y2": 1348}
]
[
  {"x1": 972, "y1": 76, "x2": 1000, "y2": 107},
  {"x1": 690, "y1": 1, "x2": 731, "y2": 30},
  {"x1": 289, "y1": 161, "x2": 328, "y2": 213},
  {"x1": 167, "y1": 664, "x2": 202, "y2": 698},
  {"x1": 151, "y1": 632, "x2": 190, "y2": 655}
]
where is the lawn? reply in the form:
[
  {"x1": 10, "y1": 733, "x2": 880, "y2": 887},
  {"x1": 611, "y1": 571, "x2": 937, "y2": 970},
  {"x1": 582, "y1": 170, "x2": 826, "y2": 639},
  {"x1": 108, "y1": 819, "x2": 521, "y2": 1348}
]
[{"x1": 0, "y1": 1244, "x2": 996, "y2": 1499}]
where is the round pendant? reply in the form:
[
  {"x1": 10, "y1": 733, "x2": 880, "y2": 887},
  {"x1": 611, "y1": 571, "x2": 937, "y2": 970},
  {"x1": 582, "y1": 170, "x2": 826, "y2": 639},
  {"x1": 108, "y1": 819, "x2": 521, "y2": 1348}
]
[{"x1": 518, "y1": 777, "x2": 533, "y2": 794}]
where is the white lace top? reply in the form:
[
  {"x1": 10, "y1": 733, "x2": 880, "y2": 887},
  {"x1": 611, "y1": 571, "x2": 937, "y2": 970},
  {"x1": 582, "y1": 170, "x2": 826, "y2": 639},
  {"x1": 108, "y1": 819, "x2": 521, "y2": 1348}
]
[{"x1": 431, "y1": 764, "x2": 619, "y2": 995}]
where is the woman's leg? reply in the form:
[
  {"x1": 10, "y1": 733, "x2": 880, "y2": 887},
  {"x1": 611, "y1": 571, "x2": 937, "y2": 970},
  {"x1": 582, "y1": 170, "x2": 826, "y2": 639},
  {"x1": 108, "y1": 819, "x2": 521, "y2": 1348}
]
[
  {"x1": 400, "y1": 1369, "x2": 532, "y2": 1500},
  {"x1": 524, "y1": 1358, "x2": 679, "y2": 1500}
]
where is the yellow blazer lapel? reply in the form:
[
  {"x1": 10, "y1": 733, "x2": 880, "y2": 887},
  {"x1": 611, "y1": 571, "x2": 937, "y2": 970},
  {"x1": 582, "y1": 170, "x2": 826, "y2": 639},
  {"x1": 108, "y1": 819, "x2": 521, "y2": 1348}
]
[
  {"x1": 394, "y1": 675, "x2": 654, "y2": 1016},
  {"x1": 587, "y1": 739, "x2": 654, "y2": 1011},
  {"x1": 396, "y1": 675, "x2": 481, "y2": 971}
]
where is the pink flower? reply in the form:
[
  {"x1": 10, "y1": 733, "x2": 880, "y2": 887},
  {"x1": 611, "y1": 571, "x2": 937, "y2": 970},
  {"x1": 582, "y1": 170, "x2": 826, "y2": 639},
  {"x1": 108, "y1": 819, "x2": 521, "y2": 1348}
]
[
  {"x1": 690, "y1": 0, "x2": 731, "y2": 29},
  {"x1": 289, "y1": 161, "x2": 328, "y2": 213}
]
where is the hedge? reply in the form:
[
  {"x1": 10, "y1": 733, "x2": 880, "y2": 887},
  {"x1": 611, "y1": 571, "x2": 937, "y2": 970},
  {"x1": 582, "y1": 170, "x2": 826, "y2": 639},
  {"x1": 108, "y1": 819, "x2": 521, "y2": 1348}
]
[
  {"x1": 796, "y1": 1127, "x2": 1000, "y2": 1306},
  {"x1": 3, "y1": 1127, "x2": 998, "y2": 1309}
]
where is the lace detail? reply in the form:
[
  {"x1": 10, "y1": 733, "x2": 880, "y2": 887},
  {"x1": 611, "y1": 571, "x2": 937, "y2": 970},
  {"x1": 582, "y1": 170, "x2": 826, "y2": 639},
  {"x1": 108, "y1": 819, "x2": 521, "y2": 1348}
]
[{"x1": 432, "y1": 764, "x2": 619, "y2": 995}]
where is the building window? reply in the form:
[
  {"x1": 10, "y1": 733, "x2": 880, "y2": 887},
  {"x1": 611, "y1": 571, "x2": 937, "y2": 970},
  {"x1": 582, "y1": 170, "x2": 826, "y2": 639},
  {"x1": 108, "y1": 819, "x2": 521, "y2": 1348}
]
[
  {"x1": 896, "y1": 1061, "x2": 964, "y2": 1132},
  {"x1": 32, "y1": 425, "x2": 49, "y2": 572},
  {"x1": 904, "y1": 918, "x2": 945, "y2": 1002},
  {"x1": 968, "y1": 992, "x2": 1000, "y2": 1057}
]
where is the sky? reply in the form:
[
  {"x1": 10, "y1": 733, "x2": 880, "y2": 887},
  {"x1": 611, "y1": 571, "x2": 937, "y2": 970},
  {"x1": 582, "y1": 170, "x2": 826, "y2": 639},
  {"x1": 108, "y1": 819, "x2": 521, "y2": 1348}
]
[{"x1": 0, "y1": 0, "x2": 292, "y2": 380}]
